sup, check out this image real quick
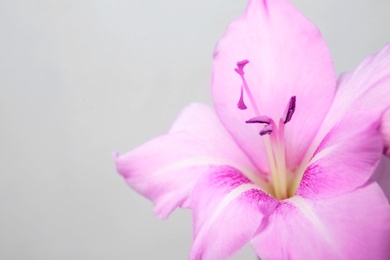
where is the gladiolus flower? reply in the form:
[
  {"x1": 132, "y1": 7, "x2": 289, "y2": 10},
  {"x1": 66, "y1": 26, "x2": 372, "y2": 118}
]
[{"x1": 114, "y1": 0, "x2": 390, "y2": 259}]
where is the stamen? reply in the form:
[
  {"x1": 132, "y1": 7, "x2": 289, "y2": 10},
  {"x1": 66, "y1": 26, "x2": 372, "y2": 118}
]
[
  {"x1": 245, "y1": 115, "x2": 275, "y2": 136},
  {"x1": 260, "y1": 124, "x2": 273, "y2": 136},
  {"x1": 246, "y1": 115, "x2": 271, "y2": 124},
  {"x1": 241, "y1": 92, "x2": 298, "y2": 199},
  {"x1": 237, "y1": 86, "x2": 247, "y2": 110},
  {"x1": 283, "y1": 96, "x2": 296, "y2": 124}
]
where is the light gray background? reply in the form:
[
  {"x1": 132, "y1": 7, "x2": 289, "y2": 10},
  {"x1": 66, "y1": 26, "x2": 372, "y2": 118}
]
[{"x1": 1, "y1": 0, "x2": 389, "y2": 259}]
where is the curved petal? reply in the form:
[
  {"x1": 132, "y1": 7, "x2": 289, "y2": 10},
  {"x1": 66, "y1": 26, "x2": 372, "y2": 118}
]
[
  {"x1": 372, "y1": 156, "x2": 390, "y2": 202},
  {"x1": 252, "y1": 183, "x2": 390, "y2": 259},
  {"x1": 212, "y1": 0, "x2": 336, "y2": 173},
  {"x1": 114, "y1": 103, "x2": 257, "y2": 219},
  {"x1": 296, "y1": 114, "x2": 383, "y2": 199},
  {"x1": 189, "y1": 165, "x2": 279, "y2": 260},
  {"x1": 296, "y1": 44, "x2": 390, "y2": 199},
  {"x1": 309, "y1": 43, "x2": 390, "y2": 160}
]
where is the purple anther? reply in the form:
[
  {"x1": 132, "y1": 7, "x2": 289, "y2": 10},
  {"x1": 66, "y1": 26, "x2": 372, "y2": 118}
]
[
  {"x1": 260, "y1": 124, "x2": 273, "y2": 136},
  {"x1": 234, "y1": 60, "x2": 249, "y2": 76},
  {"x1": 246, "y1": 115, "x2": 272, "y2": 124},
  {"x1": 237, "y1": 86, "x2": 247, "y2": 110},
  {"x1": 283, "y1": 96, "x2": 296, "y2": 124}
]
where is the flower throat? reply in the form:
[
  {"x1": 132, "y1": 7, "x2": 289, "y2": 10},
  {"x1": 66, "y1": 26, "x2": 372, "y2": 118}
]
[{"x1": 235, "y1": 60, "x2": 296, "y2": 200}]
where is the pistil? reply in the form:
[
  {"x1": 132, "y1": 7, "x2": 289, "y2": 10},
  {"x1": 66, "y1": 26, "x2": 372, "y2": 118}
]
[{"x1": 235, "y1": 60, "x2": 260, "y2": 115}]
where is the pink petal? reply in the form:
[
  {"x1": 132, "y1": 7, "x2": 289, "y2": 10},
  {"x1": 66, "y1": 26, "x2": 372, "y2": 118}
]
[
  {"x1": 297, "y1": 44, "x2": 390, "y2": 199},
  {"x1": 114, "y1": 103, "x2": 257, "y2": 219},
  {"x1": 189, "y1": 165, "x2": 279, "y2": 260},
  {"x1": 296, "y1": 115, "x2": 383, "y2": 199},
  {"x1": 212, "y1": 0, "x2": 336, "y2": 173},
  {"x1": 372, "y1": 156, "x2": 390, "y2": 202},
  {"x1": 310, "y1": 43, "x2": 390, "y2": 158},
  {"x1": 252, "y1": 183, "x2": 390, "y2": 259}
]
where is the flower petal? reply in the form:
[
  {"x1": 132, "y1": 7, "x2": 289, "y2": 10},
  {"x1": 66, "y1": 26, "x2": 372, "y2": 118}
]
[
  {"x1": 296, "y1": 115, "x2": 383, "y2": 199},
  {"x1": 212, "y1": 0, "x2": 336, "y2": 172},
  {"x1": 252, "y1": 183, "x2": 390, "y2": 259},
  {"x1": 114, "y1": 103, "x2": 257, "y2": 219},
  {"x1": 310, "y1": 43, "x2": 390, "y2": 159},
  {"x1": 297, "y1": 44, "x2": 390, "y2": 199},
  {"x1": 189, "y1": 165, "x2": 279, "y2": 260}
]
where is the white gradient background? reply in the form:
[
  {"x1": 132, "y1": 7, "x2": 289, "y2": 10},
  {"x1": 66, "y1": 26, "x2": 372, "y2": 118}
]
[{"x1": 1, "y1": 0, "x2": 389, "y2": 259}]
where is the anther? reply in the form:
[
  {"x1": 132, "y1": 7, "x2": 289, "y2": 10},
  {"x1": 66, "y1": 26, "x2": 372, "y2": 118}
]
[
  {"x1": 283, "y1": 96, "x2": 296, "y2": 124},
  {"x1": 246, "y1": 115, "x2": 274, "y2": 135},
  {"x1": 246, "y1": 115, "x2": 272, "y2": 124},
  {"x1": 260, "y1": 124, "x2": 273, "y2": 136}
]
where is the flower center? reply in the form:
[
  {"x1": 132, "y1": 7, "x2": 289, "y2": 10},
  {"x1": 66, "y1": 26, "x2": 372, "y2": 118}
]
[{"x1": 235, "y1": 60, "x2": 296, "y2": 200}]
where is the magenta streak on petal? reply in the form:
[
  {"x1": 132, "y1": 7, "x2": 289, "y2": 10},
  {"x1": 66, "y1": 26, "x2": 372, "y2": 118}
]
[
  {"x1": 260, "y1": 124, "x2": 273, "y2": 136},
  {"x1": 246, "y1": 115, "x2": 272, "y2": 124},
  {"x1": 234, "y1": 60, "x2": 260, "y2": 115},
  {"x1": 283, "y1": 96, "x2": 297, "y2": 124},
  {"x1": 237, "y1": 86, "x2": 247, "y2": 110}
]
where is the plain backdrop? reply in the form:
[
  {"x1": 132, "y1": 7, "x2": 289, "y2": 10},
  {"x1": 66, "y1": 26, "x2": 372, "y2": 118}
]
[{"x1": 1, "y1": 0, "x2": 390, "y2": 259}]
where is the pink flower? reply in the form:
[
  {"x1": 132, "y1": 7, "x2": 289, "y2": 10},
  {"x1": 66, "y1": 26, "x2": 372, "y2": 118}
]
[{"x1": 114, "y1": 0, "x2": 390, "y2": 259}]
